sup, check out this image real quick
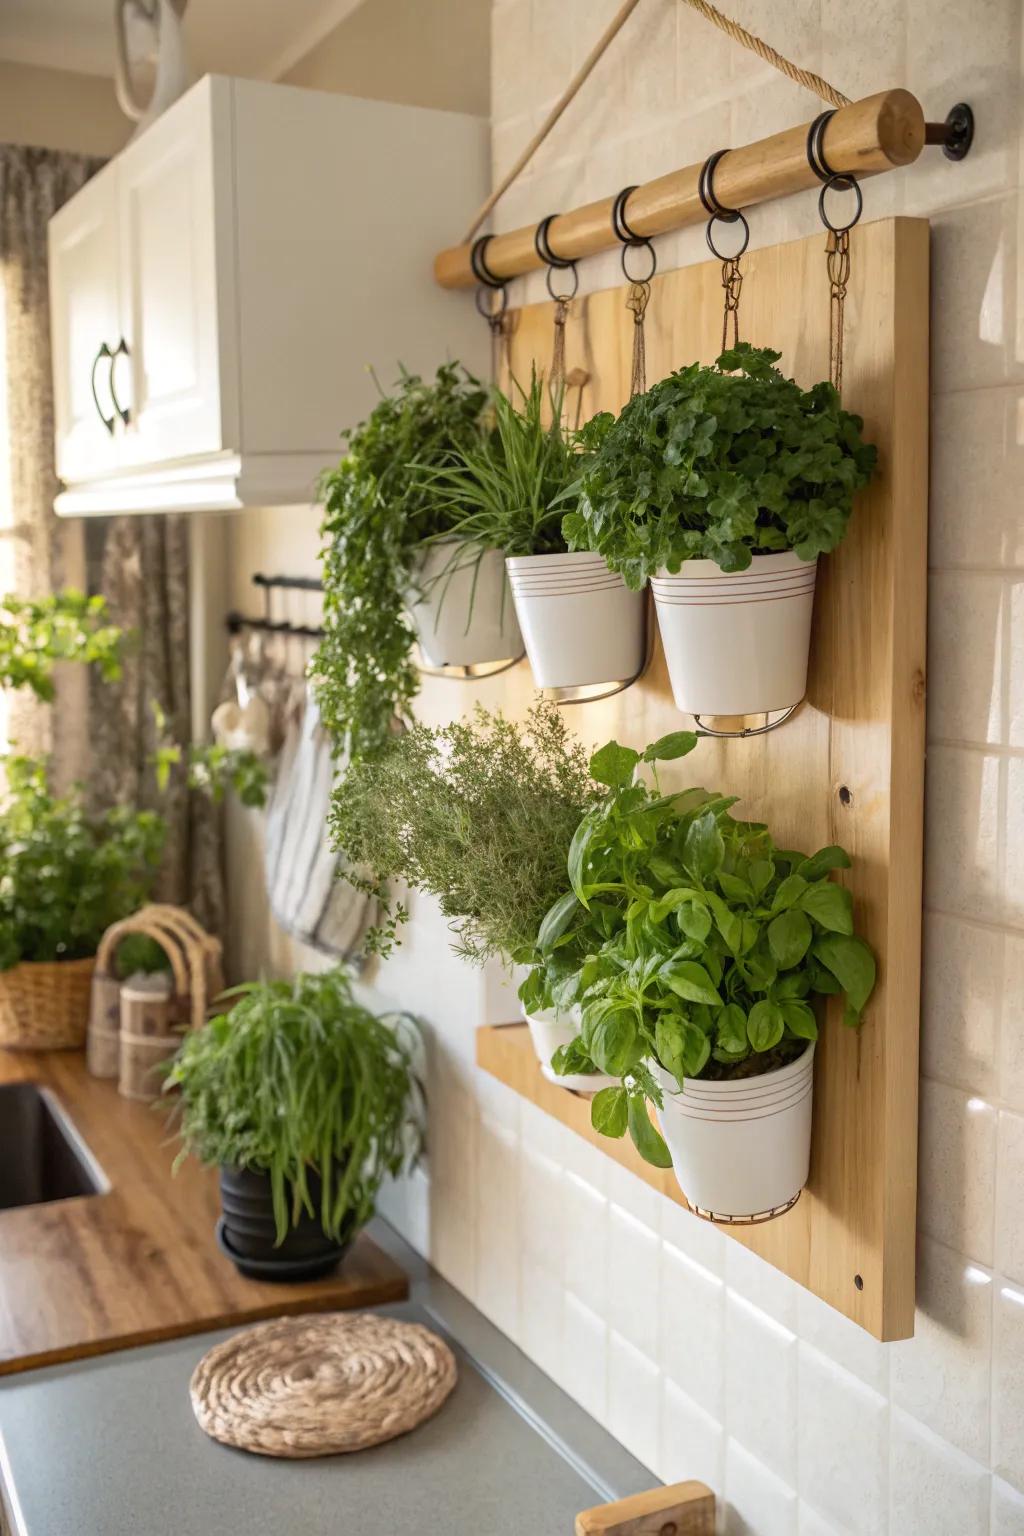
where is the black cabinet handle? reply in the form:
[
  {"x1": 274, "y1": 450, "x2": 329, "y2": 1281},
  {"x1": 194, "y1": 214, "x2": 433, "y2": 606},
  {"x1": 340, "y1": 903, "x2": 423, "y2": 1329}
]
[
  {"x1": 90, "y1": 342, "x2": 115, "y2": 435},
  {"x1": 109, "y1": 338, "x2": 131, "y2": 427}
]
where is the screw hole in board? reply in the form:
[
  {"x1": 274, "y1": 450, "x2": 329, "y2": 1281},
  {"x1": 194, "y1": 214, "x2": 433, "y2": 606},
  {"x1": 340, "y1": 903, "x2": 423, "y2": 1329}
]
[
  {"x1": 854, "y1": 1273, "x2": 864, "y2": 1291},
  {"x1": 838, "y1": 785, "x2": 853, "y2": 806}
]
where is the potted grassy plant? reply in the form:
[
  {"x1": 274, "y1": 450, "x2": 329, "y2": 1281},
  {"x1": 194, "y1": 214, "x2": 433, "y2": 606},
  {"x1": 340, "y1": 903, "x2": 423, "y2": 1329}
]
[
  {"x1": 311, "y1": 364, "x2": 521, "y2": 762},
  {"x1": 165, "y1": 968, "x2": 421, "y2": 1281},
  {"x1": 421, "y1": 373, "x2": 645, "y2": 693},
  {"x1": 563, "y1": 344, "x2": 877, "y2": 718},
  {"x1": 330, "y1": 702, "x2": 616, "y2": 1091},
  {"x1": 523, "y1": 733, "x2": 876, "y2": 1219}
]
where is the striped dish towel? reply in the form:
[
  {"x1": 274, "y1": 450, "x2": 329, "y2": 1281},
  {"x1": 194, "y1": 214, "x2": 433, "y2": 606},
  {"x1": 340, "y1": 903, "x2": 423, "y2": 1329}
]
[{"x1": 264, "y1": 692, "x2": 375, "y2": 962}]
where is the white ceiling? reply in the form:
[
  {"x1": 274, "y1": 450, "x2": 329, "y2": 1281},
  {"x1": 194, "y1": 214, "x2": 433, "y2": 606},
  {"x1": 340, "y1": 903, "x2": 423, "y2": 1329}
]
[{"x1": 0, "y1": 0, "x2": 367, "y2": 82}]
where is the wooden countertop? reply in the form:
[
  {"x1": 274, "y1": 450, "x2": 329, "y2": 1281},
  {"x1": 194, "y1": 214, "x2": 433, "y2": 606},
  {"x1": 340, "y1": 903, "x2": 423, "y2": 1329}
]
[{"x1": 0, "y1": 1049, "x2": 408, "y2": 1375}]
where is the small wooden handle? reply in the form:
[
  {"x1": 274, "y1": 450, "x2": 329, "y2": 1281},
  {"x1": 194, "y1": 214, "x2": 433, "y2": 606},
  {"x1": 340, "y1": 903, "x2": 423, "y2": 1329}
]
[{"x1": 575, "y1": 1482, "x2": 715, "y2": 1536}]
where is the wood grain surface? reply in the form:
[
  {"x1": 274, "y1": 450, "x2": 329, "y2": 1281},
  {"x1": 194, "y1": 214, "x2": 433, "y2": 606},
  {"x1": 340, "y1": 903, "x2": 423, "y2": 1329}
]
[
  {"x1": 486, "y1": 217, "x2": 929, "y2": 1341},
  {"x1": 0, "y1": 1049, "x2": 408, "y2": 1375}
]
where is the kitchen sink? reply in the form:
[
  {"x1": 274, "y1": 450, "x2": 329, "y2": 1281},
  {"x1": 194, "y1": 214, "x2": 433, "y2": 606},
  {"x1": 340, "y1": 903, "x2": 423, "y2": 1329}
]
[{"x1": 0, "y1": 1083, "x2": 110, "y2": 1210}]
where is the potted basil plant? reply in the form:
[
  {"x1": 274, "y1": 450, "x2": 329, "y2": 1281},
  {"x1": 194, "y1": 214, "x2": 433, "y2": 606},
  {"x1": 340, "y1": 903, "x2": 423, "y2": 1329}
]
[
  {"x1": 312, "y1": 364, "x2": 520, "y2": 761},
  {"x1": 329, "y1": 702, "x2": 616, "y2": 1092},
  {"x1": 165, "y1": 968, "x2": 421, "y2": 1280},
  {"x1": 563, "y1": 343, "x2": 877, "y2": 718},
  {"x1": 421, "y1": 372, "x2": 644, "y2": 693},
  {"x1": 525, "y1": 734, "x2": 876, "y2": 1219}
]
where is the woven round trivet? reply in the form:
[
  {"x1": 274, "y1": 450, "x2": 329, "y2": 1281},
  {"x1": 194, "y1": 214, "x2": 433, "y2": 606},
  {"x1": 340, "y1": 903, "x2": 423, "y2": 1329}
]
[{"x1": 189, "y1": 1312, "x2": 458, "y2": 1458}]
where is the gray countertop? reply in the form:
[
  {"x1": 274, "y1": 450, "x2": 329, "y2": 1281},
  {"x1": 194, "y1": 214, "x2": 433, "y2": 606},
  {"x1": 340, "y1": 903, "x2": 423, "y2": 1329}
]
[{"x1": 0, "y1": 1220, "x2": 654, "y2": 1535}]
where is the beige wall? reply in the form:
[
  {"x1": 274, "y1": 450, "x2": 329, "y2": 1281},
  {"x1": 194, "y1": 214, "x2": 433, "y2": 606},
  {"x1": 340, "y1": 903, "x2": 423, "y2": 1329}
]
[
  {"x1": 0, "y1": 60, "x2": 131, "y2": 157},
  {"x1": 282, "y1": 0, "x2": 490, "y2": 115}
]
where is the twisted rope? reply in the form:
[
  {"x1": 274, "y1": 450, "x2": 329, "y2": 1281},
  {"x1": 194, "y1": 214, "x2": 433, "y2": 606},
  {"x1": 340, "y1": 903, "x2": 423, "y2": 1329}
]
[{"x1": 679, "y1": 0, "x2": 851, "y2": 109}]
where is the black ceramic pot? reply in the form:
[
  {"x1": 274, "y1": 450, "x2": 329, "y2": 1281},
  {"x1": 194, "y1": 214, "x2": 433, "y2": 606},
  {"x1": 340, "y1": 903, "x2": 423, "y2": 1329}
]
[{"x1": 217, "y1": 1164, "x2": 351, "y2": 1283}]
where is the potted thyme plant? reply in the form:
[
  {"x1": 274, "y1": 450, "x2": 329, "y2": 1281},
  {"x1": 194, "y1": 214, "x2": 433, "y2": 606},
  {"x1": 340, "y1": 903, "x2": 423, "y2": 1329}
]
[
  {"x1": 522, "y1": 733, "x2": 876, "y2": 1220},
  {"x1": 422, "y1": 372, "x2": 645, "y2": 693},
  {"x1": 165, "y1": 968, "x2": 421, "y2": 1281},
  {"x1": 564, "y1": 343, "x2": 877, "y2": 719},
  {"x1": 329, "y1": 702, "x2": 615, "y2": 1091},
  {"x1": 311, "y1": 363, "x2": 521, "y2": 762}
]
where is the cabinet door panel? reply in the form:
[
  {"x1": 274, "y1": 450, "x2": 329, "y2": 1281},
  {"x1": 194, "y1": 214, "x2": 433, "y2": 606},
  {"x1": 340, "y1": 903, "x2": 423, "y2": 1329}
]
[
  {"x1": 48, "y1": 168, "x2": 121, "y2": 484},
  {"x1": 117, "y1": 86, "x2": 223, "y2": 467}
]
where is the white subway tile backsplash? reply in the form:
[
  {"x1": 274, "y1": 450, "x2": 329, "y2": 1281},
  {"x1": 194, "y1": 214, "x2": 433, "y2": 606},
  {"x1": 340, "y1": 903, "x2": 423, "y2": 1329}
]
[
  {"x1": 519, "y1": 1257, "x2": 565, "y2": 1385},
  {"x1": 725, "y1": 1292, "x2": 798, "y2": 1486},
  {"x1": 797, "y1": 1344, "x2": 889, "y2": 1536},
  {"x1": 993, "y1": 1282, "x2": 1024, "y2": 1492},
  {"x1": 797, "y1": 1507, "x2": 850, "y2": 1536},
  {"x1": 921, "y1": 913, "x2": 1002, "y2": 1099},
  {"x1": 995, "y1": 1111, "x2": 1024, "y2": 1285},
  {"x1": 563, "y1": 1169, "x2": 609, "y2": 1316},
  {"x1": 660, "y1": 1196, "x2": 728, "y2": 1278},
  {"x1": 997, "y1": 933, "x2": 1024, "y2": 1109},
  {"x1": 924, "y1": 746, "x2": 1002, "y2": 924},
  {"x1": 725, "y1": 1236, "x2": 799, "y2": 1331},
  {"x1": 658, "y1": 1378, "x2": 725, "y2": 1494},
  {"x1": 929, "y1": 194, "x2": 1022, "y2": 393},
  {"x1": 608, "y1": 1161, "x2": 663, "y2": 1232},
  {"x1": 518, "y1": 1143, "x2": 566, "y2": 1273},
  {"x1": 724, "y1": 1437, "x2": 798, "y2": 1536},
  {"x1": 796, "y1": 1285, "x2": 890, "y2": 1395},
  {"x1": 607, "y1": 1203, "x2": 661, "y2": 1359},
  {"x1": 561, "y1": 1292, "x2": 608, "y2": 1423},
  {"x1": 992, "y1": 1475, "x2": 1024, "y2": 1534},
  {"x1": 660, "y1": 1243, "x2": 725, "y2": 1418},
  {"x1": 927, "y1": 570, "x2": 1009, "y2": 746},
  {"x1": 889, "y1": 1410, "x2": 992, "y2": 1536},
  {"x1": 917, "y1": 1077, "x2": 997, "y2": 1264},
  {"x1": 928, "y1": 387, "x2": 1024, "y2": 565},
  {"x1": 607, "y1": 1331, "x2": 661, "y2": 1474},
  {"x1": 891, "y1": 1237, "x2": 994, "y2": 1464}
]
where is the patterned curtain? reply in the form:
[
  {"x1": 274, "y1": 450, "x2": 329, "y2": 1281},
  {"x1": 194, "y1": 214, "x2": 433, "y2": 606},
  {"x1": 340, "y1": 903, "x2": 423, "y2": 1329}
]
[{"x1": 0, "y1": 143, "x2": 224, "y2": 934}]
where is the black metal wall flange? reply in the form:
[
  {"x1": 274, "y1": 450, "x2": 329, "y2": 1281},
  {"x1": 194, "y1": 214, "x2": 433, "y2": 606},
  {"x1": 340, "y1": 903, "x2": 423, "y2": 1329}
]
[{"x1": 925, "y1": 102, "x2": 975, "y2": 161}]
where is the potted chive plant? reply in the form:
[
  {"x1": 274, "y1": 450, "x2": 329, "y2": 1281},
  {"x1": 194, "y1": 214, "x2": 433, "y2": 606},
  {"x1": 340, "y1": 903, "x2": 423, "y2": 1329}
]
[
  {"x1": 312, "y1": 364, "x2": 521, "y2": 762},
  {"x1": 165, "y1": 968, "x2": 421, "y2": 1281},
  {"x1": 421, "y1": 373, "x2": 645, "y2": 693},
  {"x1": 329, "y1": 702, "x2": 616, "y2": 1092},
  {"x1": 563, "y1": 344, "x2": 877, "y2": 718},
  {"x1": 523, "y1": 734, "x2": 876, "y2": 1220}
]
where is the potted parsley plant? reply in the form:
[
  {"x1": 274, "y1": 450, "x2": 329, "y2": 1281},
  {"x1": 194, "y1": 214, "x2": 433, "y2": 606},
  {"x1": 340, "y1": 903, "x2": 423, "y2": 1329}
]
[{"x1": 563, "y1": 344, "x2": 876, "y2": 719}]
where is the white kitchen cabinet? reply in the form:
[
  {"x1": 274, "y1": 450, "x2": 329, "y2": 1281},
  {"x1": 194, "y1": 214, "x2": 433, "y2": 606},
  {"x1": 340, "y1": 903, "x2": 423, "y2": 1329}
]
[{"x1": 48, "y1": 76, "x2": 488, "y2": 516}]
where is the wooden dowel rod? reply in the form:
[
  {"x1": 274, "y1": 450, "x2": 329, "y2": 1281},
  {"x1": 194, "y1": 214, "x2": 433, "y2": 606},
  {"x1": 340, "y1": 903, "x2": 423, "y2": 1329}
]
[{"x1": 434, "y1": 88, "x2": 924, "y2": 290}]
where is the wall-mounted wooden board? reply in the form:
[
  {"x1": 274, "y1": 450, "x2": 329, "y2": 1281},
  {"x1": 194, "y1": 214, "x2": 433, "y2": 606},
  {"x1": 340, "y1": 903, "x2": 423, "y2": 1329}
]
[{"x1": 481, "y1": 217, "x2": 929, "y2": 1341}]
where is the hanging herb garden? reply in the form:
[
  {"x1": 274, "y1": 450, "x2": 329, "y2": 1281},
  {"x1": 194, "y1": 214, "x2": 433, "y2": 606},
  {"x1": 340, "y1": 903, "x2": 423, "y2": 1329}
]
[{"x1": 311, "y1": 363, "x2": 490, "y2": 761}]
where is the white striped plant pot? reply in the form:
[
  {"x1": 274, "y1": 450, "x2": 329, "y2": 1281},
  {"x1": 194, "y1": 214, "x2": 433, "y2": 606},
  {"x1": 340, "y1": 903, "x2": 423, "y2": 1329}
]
[
  {"x1": 522, "y1": 1005, "x2": 619, "y2": 1095},
  {"x1": 653, "y1": 1043, "x2": 815, "y2": 1220},
  {"x1": 407, "y1": 542, "x2": 522, "y2": 669},
  {"x1": 505, "y1": 552, "x2": 646, "y2": 690},
  {"x1": 650, "y1": 551, "x2": 818, "y2": 716}
]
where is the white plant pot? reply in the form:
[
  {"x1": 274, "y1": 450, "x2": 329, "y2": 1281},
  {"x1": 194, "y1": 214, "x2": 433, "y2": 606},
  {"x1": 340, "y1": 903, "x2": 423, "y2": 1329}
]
[
  {"x1": 505, "y1": 552, "x2": 646, "y2": 689},
  {"x1": 523, "y1": 1006, "x2": 618, "y2": 1095},
  {"x1": 408, "y1": 543, "x2": 522, "y2": 669},
  {"x1": 653, "y1": 1044, "x2": 815, "y2": 1220},
  {"x1": 650, "y1": 552, "x2": 817, "y2": 716}
]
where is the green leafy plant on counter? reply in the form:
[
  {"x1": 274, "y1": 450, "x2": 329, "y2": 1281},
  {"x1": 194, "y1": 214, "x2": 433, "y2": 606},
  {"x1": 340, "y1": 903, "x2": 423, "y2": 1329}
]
[
  {"x1": 417, "y1": 370, "x2": 577, "y2": 558},
  {"x1": 521, "y1": 733, "x2": 876, "y2": 1167},
  {"x1": 563, "y1": 343, "x2": 877, "y2": 585},
  {"x1": 311, "y1": 363, "x2": 489, "y2": 761},
  {"x1": 0, "y1": 590, "x2": 125, "y2": 698},
  {"x1": 165, "y1": 968, "x2": 422, "y2": 1243},
  {"x1": 0, "y1": 757, "x2": 165, "y2": 970},
  {"x1": 329, "y1": 701, "x2": 602, "y2": 963}
]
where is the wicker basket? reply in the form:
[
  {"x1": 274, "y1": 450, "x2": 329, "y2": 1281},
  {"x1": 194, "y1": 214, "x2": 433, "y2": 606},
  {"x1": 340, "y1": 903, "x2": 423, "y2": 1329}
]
[{"x1": 0, "y1": 957, "x2": 96, "y2": 1051}]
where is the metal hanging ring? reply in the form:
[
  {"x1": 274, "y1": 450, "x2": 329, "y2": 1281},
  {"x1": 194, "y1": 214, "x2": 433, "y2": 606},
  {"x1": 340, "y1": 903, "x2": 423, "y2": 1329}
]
[
  {"x1": 805, "y1": 110, "x2": 838, "y2": 182},
  {"x1": 818, "y1": 172, "x2": 863, "y2": 236},
  {"x1": 470, "y1": 234, "x2": 504, "y2": 289},
  {"x1": 534, "y1": 213, "x2": 573, "y2": 269},
  {"x1": 705, "y1": 209, "x2": 750, "y2": 262},
  {"x1": 475, "y1": 283, "x2": 508, "y2": 321},
  {"x1": 697, "y1": 148, "x2": 738, "y2": 220},
  {"x1": 611, "y1": 185, "x2": 657, "y2": 284},
  {"x1": 546, "y1": 263, "x2": 579, "y2": 302}
]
